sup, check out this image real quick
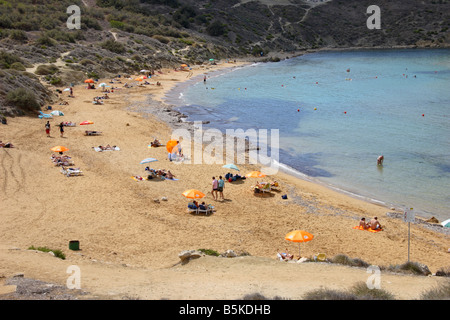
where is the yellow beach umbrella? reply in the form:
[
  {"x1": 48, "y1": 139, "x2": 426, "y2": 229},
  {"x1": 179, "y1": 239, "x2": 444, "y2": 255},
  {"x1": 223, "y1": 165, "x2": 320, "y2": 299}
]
[
  {"x1": 285, "y1": 230, "x2": 314, "y2": 258},
  {"x1": 182, "y1": 189, "x2": 205, "y2": 199},
  {"x1": 246, "y1": 171, "x2": 266, "y2": 178}
]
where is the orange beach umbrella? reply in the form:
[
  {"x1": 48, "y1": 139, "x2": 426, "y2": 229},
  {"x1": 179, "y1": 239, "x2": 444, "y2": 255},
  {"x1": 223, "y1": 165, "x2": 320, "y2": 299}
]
[
  {"x1": 50, "y1": 146, "x2": 69, "y2": 153},
  {"x1": 84, "y1": 79, "x2": 95, "y2": 83},
  {"x1": 166, "y1": 139, "x2": 178, "y2": 153},
  {"x1": 285, "y1": 230, "x2": 314, "y2": 258},
  {"x1": 182, "y1": 189, "x2": 205, "y2": 199}
]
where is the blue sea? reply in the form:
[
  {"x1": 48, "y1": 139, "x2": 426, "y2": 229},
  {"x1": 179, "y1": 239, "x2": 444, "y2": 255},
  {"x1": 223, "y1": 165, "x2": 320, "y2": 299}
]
[{"x1": 164, "y1": 49, "x2": 450, "y2": 221}]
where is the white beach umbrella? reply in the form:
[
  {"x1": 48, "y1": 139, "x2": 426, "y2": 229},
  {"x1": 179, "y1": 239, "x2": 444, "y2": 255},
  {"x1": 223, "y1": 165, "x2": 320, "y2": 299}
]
[{"x1": 441, "y1": 219, "x2": 450, "y2": 228}]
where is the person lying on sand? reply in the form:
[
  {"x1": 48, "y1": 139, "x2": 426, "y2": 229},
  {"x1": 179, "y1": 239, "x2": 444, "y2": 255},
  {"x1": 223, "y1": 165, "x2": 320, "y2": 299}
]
[
  {"x1": 165, "y1": 170, "x2": 175, "y2": 180},
  {"x1": 151, "y1": 139, "x2": 162, "y2": 147},
  {"x1": 0, "y1": 141, "x2": 14, "y2": 148},
  {"x1": 277, "y1": 249, "x2": 293, "y2": 261}
]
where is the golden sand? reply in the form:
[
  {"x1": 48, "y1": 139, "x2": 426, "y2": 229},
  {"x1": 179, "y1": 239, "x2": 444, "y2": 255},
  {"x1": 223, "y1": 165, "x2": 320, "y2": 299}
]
[{"x1": 0, "y1": 61, "x2": 448, "y2": 300}]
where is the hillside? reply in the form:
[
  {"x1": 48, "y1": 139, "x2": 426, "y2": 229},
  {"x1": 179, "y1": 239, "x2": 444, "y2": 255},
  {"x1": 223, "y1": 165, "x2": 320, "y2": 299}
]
[{"x1": 0, "y1": 0, "x2": 449, "y2": 116}]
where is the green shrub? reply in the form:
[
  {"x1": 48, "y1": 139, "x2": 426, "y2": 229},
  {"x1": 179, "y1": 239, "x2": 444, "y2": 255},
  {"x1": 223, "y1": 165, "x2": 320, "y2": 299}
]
[
  {"x1": 241, "y1": 293, "x2": 288, "y2": 300},
  {"x1": 198, "y1": 249, "x2": 220, "y2": 256},
  {"x1": 330, "y1": 254, "x2": 370, "y2": 268},
  {"x1": 9, "y1": 30, "x2": 28, "y2": 41},
  {"x1": 6, "y1": 88, "x2": 40, "y2": 111},
  {"x1": 28, "y1": 245, "x2": 66, "y2": 260},
  {"x1": 101, "y1": 39, "x2": 126, "y2": 54},
  {"x1": 436, "y1": 267, "x2": 450, "y2": 277},
  {"x1": 206, "y1": 20, "x2": 226, "y2": 37},
  {"x1": 36, "y1": 35, "x2": 55, "y2": 47},
  {"x1": 49, "y1": 77, "x2": 62, "y2": 85},
  {"x1": 10, "y1": 62, "x2": 26, "y2": 71},
  {"x1": 35, "y1": 64, "x2": 59, "y2": 75},
  {"x1": 386, "y1": 261, "x2": 431, "y2": 276},
  {"x1": 420, "y1": 281, "x2": 450, "y2": 300},
  {"x1": 153, "y1": 35, "x2": 170, "y2": 44},
  {"x1": 303, "y1": 288, "x2": 358, "y2": 300},
  {"x1": 303, "y1": 282, "x2": 395, "y2": 300},
  {"x1": 0, "y1": 51, "x2": 23, "y2": 69},
  {"x1": 350, "y1": 282, "x2": 395, "y2": 300}
]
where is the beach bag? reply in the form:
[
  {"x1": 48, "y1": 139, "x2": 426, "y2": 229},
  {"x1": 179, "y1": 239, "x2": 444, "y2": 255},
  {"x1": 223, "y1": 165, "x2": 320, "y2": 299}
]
[{"x1": 282, "y1": 194, "x2": 288, "y2": 199}]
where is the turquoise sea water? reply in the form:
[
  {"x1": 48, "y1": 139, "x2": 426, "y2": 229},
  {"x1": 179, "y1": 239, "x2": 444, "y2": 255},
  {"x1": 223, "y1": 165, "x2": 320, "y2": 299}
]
[{"x1": 165, "y1": 49, "x2": 450, "y2": 220}]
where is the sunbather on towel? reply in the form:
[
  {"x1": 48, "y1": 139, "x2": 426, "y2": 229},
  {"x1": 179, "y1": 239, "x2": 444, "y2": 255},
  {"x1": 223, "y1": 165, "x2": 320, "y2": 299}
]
[
  {"x1": 359, "y1": 217, "x2": 369, "y2": 230},
  {"x1": 369, "y1": 217, "x2": 382, "y2": 230},
  {"x1": 165, "y1": 170, "x2": 175, "y2": 180}
]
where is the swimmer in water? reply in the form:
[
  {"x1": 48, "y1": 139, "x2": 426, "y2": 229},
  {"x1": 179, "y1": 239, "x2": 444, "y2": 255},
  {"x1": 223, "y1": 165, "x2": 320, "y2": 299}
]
[{"x1": 377, "y1": 155, "x2": 384, "y2": 166}]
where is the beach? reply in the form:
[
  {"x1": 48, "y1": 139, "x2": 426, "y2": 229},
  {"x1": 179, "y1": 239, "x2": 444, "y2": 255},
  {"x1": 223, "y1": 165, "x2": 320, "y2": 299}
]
[{"x1": 0, "y1": 60, "x2": 449, "y2": 300}]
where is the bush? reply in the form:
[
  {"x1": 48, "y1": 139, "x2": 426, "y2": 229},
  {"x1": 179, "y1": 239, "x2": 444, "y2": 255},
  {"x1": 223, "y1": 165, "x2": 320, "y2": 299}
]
[
  {"x1": 198, "y1": 249, "x2": 220, "y2": 256},
  {"x1": 386, "y1": 261, "x2": 431, "y2": 276},
  {"x1": 101, "y1": 40, "x2": 126, "y2": 54},
  {"x1": 35, "y1": 64, "x2": 59, "y2": 75},
  {"x1": 9, "y1": 30, "x2": 28, "y2": 42},
  {"x1": 241, "y1": 293, "x2": 288, "y2": 300},
  {"x1": 28, "y1": 245, "x2": 66, "y2": 260},
  {"x1": 10, "y1": 62, "x2": 26, "y2": 71},
  {"x1": 6, "y1": 88, "x2": 40, "y2": 111},
  {"x1": 420, "y1": 281, "x2": 450, "y2": 300},
  {"x1": 350, "y1": 282, "x2": 395, "y2": 300},
  {"x1": 153, "y1": 35, "x2": 170, "y2": 44},
  {"x1": 303, "y1": 288, "x2": 358, "y2": 300},
  {"x1": 206, "y1": 20, "x2": 226, "y2": 37},
  {"x1": 303, "y1": 282, "x2": 395, "y2": 300},
  {"x1": 435, "y1": 267, "x2": 450, "y2": 277},
  {"x1": 0, "y1": 51, "x2": 23, "y2": 69},
  {"x1": 330, "y1": 254, "x2": 370, "y2": 268}
]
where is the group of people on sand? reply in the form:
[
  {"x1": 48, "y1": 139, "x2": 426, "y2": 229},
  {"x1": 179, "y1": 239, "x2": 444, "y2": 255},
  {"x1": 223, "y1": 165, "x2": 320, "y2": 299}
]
[
  {"x1": 45, "y1": 121, "x2": 65, "y2": 138},
  {"x1": 188, "y1": 200, "x2": 212, "y2": 211},
  {"x1": 97, "y1": 145, "x2": 117, "y2": 151},
  {"x1": 211, "y1": 176, "x2": 225, "y2": 200},
  {"x1": 145, "y1": 167, "x2": 176, "y2": 180},
  {"x1": 51, "y1": 154, "x2": 73, "y2": 167},
  {"x1": 359, "y1": 216, "x2": 382, "y2": 230}
]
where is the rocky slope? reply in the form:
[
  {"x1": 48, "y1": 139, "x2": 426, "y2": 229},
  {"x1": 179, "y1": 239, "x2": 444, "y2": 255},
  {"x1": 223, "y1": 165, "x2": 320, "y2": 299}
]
[{"x1": 0, "y1": 0, "x2": 448, "y2": 116}]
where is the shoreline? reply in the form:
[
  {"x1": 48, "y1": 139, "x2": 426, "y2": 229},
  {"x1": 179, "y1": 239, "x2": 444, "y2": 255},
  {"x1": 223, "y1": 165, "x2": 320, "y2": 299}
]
[
  {"x1": 1, "y1": 52, "x2": 449, "y2": 300},
  {"x1": 149, "y1": 51, "x2": 448, "y2": 224}
]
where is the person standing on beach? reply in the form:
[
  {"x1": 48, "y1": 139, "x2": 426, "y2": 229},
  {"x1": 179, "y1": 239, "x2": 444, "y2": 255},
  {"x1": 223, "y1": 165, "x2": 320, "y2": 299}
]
[
  {"x1": 58, "y1": 122, "x2": 64, "y2": 137},
  {"x1": 212, "y1": 177, "x2": 218, "y2": 200},
  {"x1": 45, "y1": 121, "x2": 51, "y2": 137},
  {"x1": 203, "y1": 75, "x2": 207, "y2": 83},
  {"x1": 218, "y1": 176, "x2": 225, "y2": 200}
]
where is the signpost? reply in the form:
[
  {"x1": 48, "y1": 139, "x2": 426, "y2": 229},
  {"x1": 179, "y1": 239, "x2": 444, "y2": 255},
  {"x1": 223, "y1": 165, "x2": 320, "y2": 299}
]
[{"x1": 403, "y1": 207, "x2": 415, "y2": 262}]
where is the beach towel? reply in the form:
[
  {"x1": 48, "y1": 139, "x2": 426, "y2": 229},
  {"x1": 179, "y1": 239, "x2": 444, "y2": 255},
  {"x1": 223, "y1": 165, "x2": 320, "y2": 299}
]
[
  {"x1": 353, "y1": 226, "x2": 383, "y2": 233},
  {"x1": 163, "y1": 177, "x2": 179, "y2": 181},
  {"x1": 131, "y1": 176, "x2": 145, "y2": 181}
]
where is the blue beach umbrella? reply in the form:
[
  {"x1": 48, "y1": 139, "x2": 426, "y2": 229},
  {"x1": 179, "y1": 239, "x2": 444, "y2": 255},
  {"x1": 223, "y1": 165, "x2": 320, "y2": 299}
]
[
  {"x1": 140, "y1": 158, "x2": 158, "y2": 164},
  {"x1": 223, "y1": 164, "x2": 240, "y2": 171}
]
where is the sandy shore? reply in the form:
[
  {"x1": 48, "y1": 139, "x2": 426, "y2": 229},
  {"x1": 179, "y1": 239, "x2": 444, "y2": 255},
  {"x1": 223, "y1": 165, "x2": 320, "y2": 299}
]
[{"x1": 0, "y1": 60, "x2": 449, "y2": 300}]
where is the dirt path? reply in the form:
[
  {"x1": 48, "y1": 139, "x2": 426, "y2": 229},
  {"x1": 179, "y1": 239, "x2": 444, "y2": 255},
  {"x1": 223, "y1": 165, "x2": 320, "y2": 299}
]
[{"x1": 0, "y1": 246, "x2": 446, "y2": 300}]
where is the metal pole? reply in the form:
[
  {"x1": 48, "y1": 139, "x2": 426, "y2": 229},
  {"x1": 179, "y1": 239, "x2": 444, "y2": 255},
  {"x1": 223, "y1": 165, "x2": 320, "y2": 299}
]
[{"x1": 408, "y1": 222, "x2": 410, "y2": 263}]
